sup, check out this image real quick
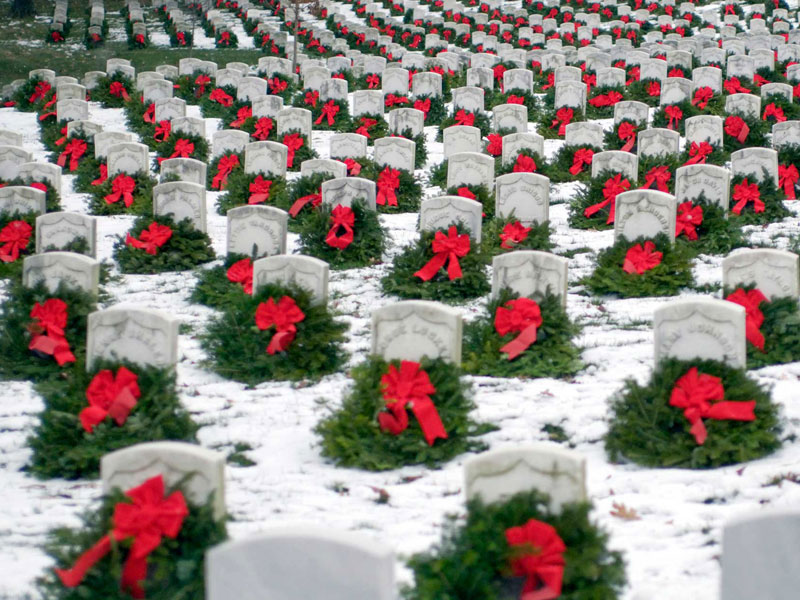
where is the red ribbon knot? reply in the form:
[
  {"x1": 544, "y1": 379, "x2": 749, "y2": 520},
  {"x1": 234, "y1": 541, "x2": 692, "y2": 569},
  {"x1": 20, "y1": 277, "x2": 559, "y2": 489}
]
[
  {"x1": 248, "y1": 175, "x2": 273, "y2": 204},
  {"x1": 500, "y1": 221, "x2": 531, "y2": 249},
  {"x1": 569, "y1": 148, "x2": 594, "y2": 175},
  {"x1": 505, "y1": 519, "x2": 566, "y2": 600},
  {"x1": 125, "y1": 222, "x2": 173, "y2": 255},
  {"x1": 684, "y1": 141, "x2": 713, "y2": 165},
  {"x1": 724, "y1": 116, "x2": 749, "y2": 143},
  {"x1": 617, "y1": 122, "x2": 637, "y2": 152},
  {"x1": 455, "y1": 109, "x2": 475, "y2": 126},
  {"x1": 732, "y1": 179, "x2": 764, "y2": 215},
  {"x1": 495, "y1": 297, "x2": 543, "y2": 360},
  {"x1": 325, "y1": 205, "x2": 355, "y2": 249},
  {"x1": 642, "y1": 166, "x2": 671, "y2": 192},
  {"x1": 105, "y1": 174, "x2": 137, "y2": 208},
  {"x1": 675, "y1": 201, "x2": 703, "y2": 240},
  {"x1": 622, "y1": 240, "x2": 663, "y2": 274},
  {"x1": 414, "y1": 226, "x2": 471, "y2": 281},
  {"x1": 255, "y1": 295, "x2": 305, "y2": 354},
  {"x1": 726, "y1": 288, "x2": 768, "y2": 351},
  {"x1": 80, "y1": 367, "x2": 141, "y2": 433},
  {"x1": 691, "y1": 86, "x2": 713, "y2": 109},
  {"x1": 513, "y1": 155, "x2": 537, "y2": 173}
]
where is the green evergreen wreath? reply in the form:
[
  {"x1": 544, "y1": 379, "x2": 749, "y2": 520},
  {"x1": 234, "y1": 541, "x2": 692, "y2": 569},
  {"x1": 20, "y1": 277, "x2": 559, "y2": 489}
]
[
  {"x1": 677, "y1": 143, "x2": 727, "y2": 168},
  {"x1": 2, "y1": 178, "x2": 61, "y2": 212},
  {"x1": 281, "y1": 130, "x2": 318, "y2": 172},
  {"x1": 414, "y1": 94, "x2": 447, "y2": 124},
  {"x1": 37, "y1": 481, "x2": 225, "y2": 598},
  {"x1": 310, "y1": 98, "x2": 352, "y2": 132},
  {"x1": 90, "y1": 73, "x2": 135, "y2": 108},
  {"x1": 462, "y1": 290, "x2": 582, "y2": 379},
  {"x1": 281, "y1": 171, "x2": 333, "y2": 231},
  {"x1": 568, "y1": 169, "x2": 639, "y2": 231},
  {"x1": 545, "y1": 144, "x2": 603, "y2": 184},
  {"x1": 315, "y1": 356, "x2": 493, "y2": 471},
  {"x1": 200, "y1": 282, "x2": 348, "y2": 384},
  {"x1": 581, "y1": 234, "x2": 696, "y2": 298},
  {"x1": 198, "y1": 84, "x2": 238, "y2": 118},
  {"x1": 538, "y1": 106, "x2": 584, "y2": 140},
  {"x1": 72, "y1": 155, "x2": 105, "y2": 194},
  {"x1": 0, "y1": 280, "x2": 95, "y2": 382},
  {"x1": 436, "y1": 110, "x2": 492, "y2": 140},
  {"x1": 11, "y1": 76, "x2": 53, "y2": 112},
  {"x1": 297, "y1": 199, "x2": 387, "y2": 270},
  {"x1": 428, "y1": 160, "x2": 447, "y2": 189},
  {"x1": 494, "y1": 149, "x2": 544, "y2": 178},
  {"x1": 499, "y1": 90, "x2": 539, "y2": 120},
  {"x1": 605, "y1": 357, "x2": 782, "y2": 469},
  {"x1": 206, "y1": 152, "x2": 245, "y2": 191},
  {"x1": 123, "y1": 100, "x2": 156, "y2": 139},
  {"x1": 637, "y1": 155, "x2": 682, "y2": 193},
  {"x1": 0, "y1": 211, "x2": 37, "y2": 280},
  {"x1": 722, "y1": 112, "x2": 769, "y2": 154},
  {"x1": 603, "y1": 119, "x2": 640, "y2": 153},
  {"x1": 728, "y1": 171, "x2": 790, "y2": 225},
  {"x1": 360, "y1": 161, "x2": 423, "y2": 213},
  {"x1": 89, "y1": 171, "x2": 156, "y2": 216},
  {"x1": 651, "y1": 101, "x2": 696, "y2": 136},
  {"x1": 777, "y1": 143, "x2": 800, "y2": 172},
  {"x1": 381, "y1": 224, "x2": 490, "y2": 302},
  {"x1": 215, "y1": 170, "x2": 288, "y2": 215},
  {"x1": 585, "y1": 86, "x2": 627, "y2": 119},
  {"x1": 38, "y1": 119, "x2": 76, "y2": 153},
  {"x1": 674, "y1": 195, "x2": 748, "y2": 256},
  {"x1": 154, "y1": 133, "x2": 209, "y2": 165},
  {"x1": 190, "y1": 253, "x2": 251, "y2": 309},
  {"x1": 763, "y1": 94, "x2": 800, "y2": 121},
  {"x1": 403, "y1": 490, "x2": 626, "y2": 600},
  {"x1": 480, "y1": 217, "x2": 553, "y2": 256},
  {"x1": 348, "y1": 113, "x2": 388, "y2": 141},
  {"x1": 113, "y1": 215, "x2": 215, "y2": 274},
  {"x1": 28, "y1": 360, "x2": 198, "y2": 479}
]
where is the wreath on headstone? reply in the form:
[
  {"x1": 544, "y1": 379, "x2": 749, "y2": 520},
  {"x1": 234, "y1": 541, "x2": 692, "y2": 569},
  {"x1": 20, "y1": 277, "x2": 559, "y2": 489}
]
[
  {"x1": 0, "y1": 211, "x2": 37, "y2": 279},
  {"x1": 480, "y1": 216, "x2": 553, "y2": 256},
  {"x1": 89, "y1": 171, "x2": 157, "y2": 216},
  {"x1": 215, "y1": 169, "x2": 288, "y2": 215},
  {"x1": 728, "y1": 171, "x2": 790, "y2": 225},
  {"x1": 568, "y1": 169, "x2": 639, "y2": 230}
]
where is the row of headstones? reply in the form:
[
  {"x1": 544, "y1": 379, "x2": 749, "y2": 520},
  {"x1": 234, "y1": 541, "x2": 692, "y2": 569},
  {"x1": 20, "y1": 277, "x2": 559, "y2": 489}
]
[
  {"x1": 127, "y1": 0, "x2": 148, "y2": 43},
  {"x1": 49, "y1": 0, "x2": 69, "y2": 35},
  {"x1": 86, "y1": 0, "x2": 105, "y2": 42}
]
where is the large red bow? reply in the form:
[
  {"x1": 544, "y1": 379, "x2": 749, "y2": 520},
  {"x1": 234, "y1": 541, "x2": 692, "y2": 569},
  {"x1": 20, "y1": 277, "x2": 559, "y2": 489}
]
[
  {"x1": 500, "y1": 221, "x2": 531, "y2": 249},
  {"x1": 669, "y1": 367, "x2": 756, "y2": 445},
  {"x1": 377, "y1": 166, "x2": 401, "y2": 206},
  {"x1": 57, "y1": 139, "x2": 87, "y2": 172},
  {"x1": 250, "y1": 116, "x2": 273, "y2": 141},
  {"x1": 550, "y1": 107, "x2": 573, "y2": 136},
  {"x1": 726, "y1": 287, "x2": 768, "y2": 351},
  {"x1": 255, "y1": 295, "x2": 305, "y2": 354},
  {"x1": 56, "y1": 475, "x2": 188, "y2": 599},
  {"x1": 495, "y1": 297, "x2": 543, "y2": 360},
  {"x1": 486, "y1": 134, "x2": 503, "y2": 156},
  {"x1": 314, "y1": 100, "x2": 340, "y2": 126},
  {"x1": 105, "y1": 174, "x2": 136, "y2": 208},
  {"x1": 125, "y1": 222, "x2": 173, "y2": 255},
  {"x1": 268, "y1": 77, "x2": 288, "y2": 94},
  {"x1": 194, "y1": 74, "x2": 210, "y2": 97},
  {"x1": 355, "y1": 117, "x2": 377, "y2": 139},
  {"x1": 384, "y1": 94, "x2": 410, "y2": 107},
  {"x1": 366, "y1": 74, "x2": 381, "y2": 88},
  {"x1": 724, "y1": 115, "x2": 749, "y2": 143},
  {"x1": 763, "y1": 103, "x2": 787, "y2": 123},
  {"x1": 29, "y1": 81, "x2": 51, "y2": 103},
  {"x1": 723, "y1": 77, "x2": 750, "y2": 95},
  {"x1": 505, "y1": 519, "x2": 566, "y2": 600},
  {"x1": 779, "y1": 164, "x2": 799, "y2": 200},
  {"x1": 675, "y1": 201, "x2": 703, "y2": 240},
  {"x1": 209, "y1": 88, "x2": 233, "y2": 106},
  {"x1": 230, "y1": 106, "x2": 252, "y2": 128},
  {"x1": 345, "y1": 158, "x2": 361, "y2": 176},
  {"x1": 248, "y1": 175, "x2": 272, "y2": 204},
  {"x1": 732, "y1": 179, "x2": 764, "y2": 215},
  {"x1": 166, "y1": 139, "x2": 194, "y2": 160},
  {"x1": 623, "y1": 240, "x2": 662, "y2": 274},
  {"x1": 691, "y1": 86, "x2": 713, "y2": 109},
  {"x1": 455, "y1": 109, "x2": 475, "y2": 126},
  {"x1": 413, "y1": 98, "x2": 431, "y2": 118},
  {"x1": 569, "y1": 148, "x2": 594, "y2": 175},
  {"x1": 288, "y1": 188, "x2": 321, "y2": 217},
  {"x1": 513, "y1": 155, "x2": 537, "y2": 173},
  {"x1": 588, "y1": 90, "x2": 623, "y2": 107},
  {"x1": 282, "y1": 133, "x2": 304, "y2": 168},
  {"x1": 617, "y1": 122, "x2": 636, "y2": 152},
  {"x1": 414, "y1": 226, "x2": 470, "y2": 281},
  {"x1": 226, "y1": 257, "x2": 253, "y2": 294},
  {"x1": 80, "y1": 367, "x2": 141, "y2": 433},
  {"x1": 325, "y1": 205, "x2": 355, "y2": 249},
  {"x1": 109, "y1": 81, "x2": 130, "y2": 101},
  {"x1": 647, "y1": 81, "x2": 661, "y2": 97},
  {"x1": 642, "y1": 166, "x2": 671, "y2": 192},
  {"x1": 507, "y1": 95, "x2": 525, "y2": 105},
  {"x1": 0, "y1": 221, "x2": 33, "y2": 263},
  {"x1": 28, "y1": 298, "x2": 76, "y2": 366},
  {"x1": 143, "y1": 103, "x2": 155, "y2": 123},
  {"x1": 665, "y1": 105, "x2": 683, "y2": 130},
  {"x1": 211, "y1": 154, "x2": 240, "y2": 190},
  {"x1": 684, "y1": 141, "x2": 713, "y2": 165},
  {"x1": 584, "y1": 174, "x2": 630, "y2": 224},
  {"x1": 378, "y1": 360, "x2": 447, "y2": 446},
  {"x1": 154, "y1": 120, "x2": 172, "y2": 143}
]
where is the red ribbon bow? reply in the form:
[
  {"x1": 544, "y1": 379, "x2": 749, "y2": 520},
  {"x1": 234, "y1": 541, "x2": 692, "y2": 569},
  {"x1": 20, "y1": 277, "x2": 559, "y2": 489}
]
[
  {"x1": 763, "y1": 103, "x2": 787, "y2": 123},
  {"x1": 194, "y1": 74, "x2": 210, "y2": 96},
  {"x1": 588, "y1": 91, "x2": 623, "y2": 107},
  {"x1": 779, "y1": 164, "x2": 799, "y2": 200},
  {"x1": 109, "y1": 81, "x2": 130, "y2": 101},
  {"x1": 647, "y1": 81, "x2": 661, "y2": 97},
  {"x1": 288, "y1": 188, "x2": 321, "y2": 217},
  {"x1": 57, "y1": 139, "x2": 87, "y2": 172},
  {"x1": 622, "y1": 240, "x2": 663, "y2": 274},
  {"x1": 732, "y1": 179, "x2": 764, "y2": 215},
  {"x1": 304, "y1": 90, "x2": 320, "y2": 107},
  {"x1": 255, "y1": 295, "x2": 305, "y2": 354},
  {"x1": 724, "y1": 116, "x2": 749, "y2": 143},
  {"x1": 541, "y1": 72, "x2": 555, "y2": 91},
  {"x1": 724, "y1": 4, "x2": 735, "y2": 14},
  {"x1": 218, "y1": 31, "x2": 231, "y2": 45},
  {"x1": 642, "y1": 166, "x2": 671, "y2": 192},
  {"x1": 154, "y1": 120, "x2": 172, "y2": 143},
  {"x1": 125, "y1": 222, "x2": 173, "y2": 255},
  {"x1": 325, "y1": 205, "x2": 355, "y2": 249},
  {"x1": 345, "y1": 158, "x2": 361, "y2": 176},
  {"x1": 377, "y1": 166, "x2": 401, "y2": 206},
  {"x1": 248, "y1": 175, "x2": 273, "y2": 204},
  {"x1": 366, "y1": 74, "x2": 381, "y2": 88},
  {"x1": 726, "y1": 288, "x2": 768, "y2": 351},
  {"x1": 507, "y1": 95, "x2": 525, "y2": 105},
  {"x1": 355, "y1": 117, "x2": 377, "y2": 139},
  {"x1": 676, "y1": 201, "x2": 703, "y2": 240},
  {"x1": 55, "y1": 475, "x2": 189, "y2": 599},
  {"x1": 28, "y1": 298, "x2": 76, "y2": 366},
  {"x1": 80, "y1": 367, "x2": 141, "y2": 433},
  {"x1": 618, "y1": 122, "x2": 637, "y2": 152},
  {"x1": 684, "y1": 141, "x2": 713, "y2": 165},
  {"x1": 105, "y1": 174, "x2": 136, "y2": 208},
  {"x1": 495, "y1": 297, "x2": 543, "y2": 360},
  {"x1": 669, "y1": 367, "x2": 756, "y2": 445},
  {"x1": 584, "y1": 174, "x2": 630, "y2": 224},
  {"x1": 665, "y1": 105, "x2": 683, "y2": 130},
  {"x1": 384, "y1": 94, "x2": 410, "y2": 107},
  {"x1": 143, "y1": 103, "x2": 155, "y2": 123},
  {"x1": 692, "y1": 86, "x2": 713, "y2": 109},
  {"x1": 29, "y1": 81, "x2": 51, "y2": 103},
  {"x1": 212, "y1": 154, "x2": 240, "y2": 190},
  {"x1": 550, "y1": 107, "x2": 573, "y2": 136},
  {"x1": 455, "y1": 109, "x2": 475, "y2": 126},
  {"x1": 513, "y1": 154, "x2": 537, "y2": 173},
  {"x1": 378, "y1": 361, "x2": 447, "y2": 446},
  {"x1": 414, "y1": 226, "x2": 470, "y2": 281},
  {"x1": 169, "y1": 139, "x2": 194, "y2": 159},
  {"x1": 505, "y1": 519, "x2": 566, "y2": 600},
  {"x1": 486, "y1": 133, "x2": 503, "y2": 156},
  {"x1": 209, "y1": 88, "x2": 233, "y2": 106},
  {"x1": 91, "y1": 163, "x2": 108, "y2": 186},
  {"x1": 723, "y1": 77, "x2": 750, "y2": 95},
  {"x1": 231, "y1": 106, "x2": 252, "y2": 128},
  {"x1": 413, "y1": 98, "x2": 431, "y2": 118},
  {"x1": 569, "y1": 148, "x2": 594, "y2": 175},
  {"x1": 282, "y1": 133, "x2": 304, "y2": 168},
  {"x1": 500, "y1": 221, "x2": 531, "y2": 249},
  {"x1": 226, "y1": 257, "x2": 253, "y2": 294},
  {"x1": 252, "y1": 116, "x2": 273, "y2": 140},
  {"x1": 268, "y1": 78, "x2": 288, "y2": 94}
]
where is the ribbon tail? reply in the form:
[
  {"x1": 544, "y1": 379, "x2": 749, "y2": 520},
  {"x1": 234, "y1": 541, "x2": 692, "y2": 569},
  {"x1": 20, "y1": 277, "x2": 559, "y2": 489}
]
[
  {"x1": 583, "y1": 199, "x2": 609, "y2": 218},
  {"x1": 414, "y1": 252, "x2": 448, "y2": 281},
  {"x1": 499, "y1": 324, "x2": 538, "y2": 360},
  {"x1": 745, "y1": 320, "x2": 766, "y2": 351},
  {"x1": 689, "y1": 419, "x2": 708, "y2": 445},
  {"x1": 568, "y1": 162, "x2": 583, "y2": 175},
  {"x1": 121, "y1": 555, "x2": 148, "y2": 599},
  {"x1": 107, "y1": 388, "x2": 139, "y2": 425},
  {"x1": 737, "y1": 123, "x2": 749, "y2": 144},
  {"x1": 621, "y1": 137, "x2": 635, "y2": 152},
  {"x1": 378, "y1": 406, "x2": 409, "y2": 435},
  {"x1": 266, "y1": 330, "x2": 296, "y2": 355},
  {"x1": 707, "y1": 401, "x2": 757, "y2": 423},
  {"x1": 79, "y1": 406, "x2": 109, "y2": 433},
  {"x1": 411, "y1": 398, "x2": 448, "y2": 445},
  {"x1": 446, "y1": 253, "x2": 463, "y2": 280},
  {"x1": 55, "y1": 535, "x2": 113, "y2": 587}
]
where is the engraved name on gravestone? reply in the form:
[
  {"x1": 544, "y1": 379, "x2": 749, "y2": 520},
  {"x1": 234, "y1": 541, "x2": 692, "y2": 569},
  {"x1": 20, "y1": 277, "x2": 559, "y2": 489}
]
[
  {"x1": 153, "y1": 182, "x2": 206, "y2": 232},
  {"x1": 614, "y1": 190, "x2": 678, "y2": 244},
  {"x1": 159, "y1": 158, "x2": 207, "y2": 186},
  {"x1": 320, "y1": 177, "x2": 376, "y2": 210},
  {"x1": 212, "y1": 130, "x2": 250, "y2": 158},
  {"x1": 501, "y1": 132, "x2": 544, "y2": 165},
  {"x1": 419, "y1": 196, "x2": 483, "y2": 242},
  {"x1": 495, "y1": 173, "x2": 549, "y2": 226},
  {"x1": 722, "y1": 249, "x2": 799, "y2": 300},
  {"x1": 0, "y1": 186, "x2": 46, "y2": 216},
  {"x1": 227, "y1": 205, "x2": 288, "y2": 259},
  {"x1": 245, "y1": 141, "x2": 288, "y2": 177},
  {"x1": 18, "y1": 162, "x2": 61, "y2": 196},
  {"x1": 637, "y1": 128, "x2": 680, "y2": 159},
  {"x1": 35, "y1": 212, "x2": 96, "y2": 256},
  {"x1": 492, "y1": 251, "x2": 568, "y2": 307},
  {"x1": 685, "y1": 115, "x2": 724, "y2": 147},
  {"x1": 252, "y1": 95, "x2": 285, "y2": 120},
  {"x1": 252, "y1": 254, "x2": 329, "y2": 304},
  {"x1": 277, "y1": 107, "x2": 313, "y2": 138},
  {"x1": 492, "y1": 104, "x2": 528, "y2": 133},
  {"x1": 371, "y1": 300, "x2": 462, "y2": 364},
  {"x1": 675, "y1": 164, "x2": 731, "y2": 210},
  {"x1": 446, "y1": 151, "x2": 495, "y2": 190},
  {"x1": 388, "y1": 108, "x2": 425, "y2": 137},
  {"x1": 107, "y1": 142, "x2": 149, "y2": 176},
  {"x1": 591, "y1": 150, "x2": 638, "y2": 180},
  {"x1": 22, "y1": 252, "x2": 99, "y2": 296},
  {"x1": 300, "y1": 158, "x2": 347, "y2": 179},
  {"x1": 329, "y1": 133, "x2": 368, "y2": 160},
  {"x1": 564, "y1": 122, "x2": 604, "y2": 148},
  {"x1": 730, "y1": 148, "x2": 779, "y2": 185},
  {"x1": 443, "y1": 126, "x2": 481, "y2": 159},
  {"x1": 374, "y1": 137, "x2": 415, "y2": 172}
]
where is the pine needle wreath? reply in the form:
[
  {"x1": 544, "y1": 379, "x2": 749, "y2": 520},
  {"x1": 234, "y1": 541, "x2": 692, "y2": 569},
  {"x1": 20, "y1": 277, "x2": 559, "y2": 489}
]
[
  {"x1": 348, "y1": 113, "x2": 388, "y2": 141},
  {"x1": 381, "y1": 224, "x2": 490, "y2": 302},
  {"x1": 172, "y1": 75, "x2": 206, "y2": 105},
  {"x1": 403, "y1": 490, "x2": 626, "y2": 600},
  {"x1": 545, "y1": 144, "x2": 603, "y2": 183},
  {"x1": 190, "y1": 254, "x2": 251, "y2": 308},
  {"x1": 722, "y1": 112, "x2": 769, "y2": 154},
  {"x1": 462, "y1": 290, "x2": 582, "y2": 378},
  {"x1": 198, "y1": 84, "x2": 238, "y2": 118},
  {"x1": 428, "y1": 160, "x2": 447, "y2": 189},
  {"x1": 2, "y1": 178, "x2": 61, "y2": 212},
  {"x1": 310, "y1": 99, "x2": 353, "y2": 132},
  {"x1": 763, "y1": 93, "x2": 800, "y2": 121},
  {"x1": 651, "y1": 101, "x2": 696, "y2": 135},
  {"x1": 0, "y1": 211, "x2": 37, "y2": 280},
  {"x1": 500, "y1": 90, "x2": 539, "y2": 120},
  {"x1": 11, "y1": 76, "x2": 53, "y2": 112},
  {"x1": 0, "y1": 280, "x2": 95, "y2": 382},
  {"x1": 200, "y1": 282, "x2": 348, "y2": 384},
  {"x1": 72, "y1": 155, "x2": 105, "y2": 194},
  {"x1": 445, "y1": 184, "x2": 494, "y2": 219},
  {"x1": 436, "y1": 110, "x2": 492, "y2": 140},
  {"x1": 28, "y1": 360, "x2": 198, "y2": 479},
  {"x1": 88, "y1": 171, "x2": 156, "y2": 216},
  {"x1": 123, "y1": 100, "x2": 156, "y2": 139},
  {"x1": 297, "y1": 199, "x2": 387, "y2": 270},
  {"x1": 637, "y1": 155, "x2": 682, "y2": 193},
  {"x1": 494, "y1": 149, "x2": 545, "y2": 178},
  {"x1": 538, "y1": 107, "x2": 585, "y2": 140},
  {"x1": 728, "y1": 171, "x2": 790, "y2": 225},
  {"x1": 37, "y1": 483, "x2": 225, "y2": 598},
  {"x1": 279, "y1": 171, "x2": 333, "y2": 231},
  {"x1": 113, "y1": 215, "x2": 215, "y2": 274},
  {"x1": 206, "y1": 151, "x2": 245, "y2": 191},
  {"x1": 154, "y1": 133, "x2": 209, "y2": 165},
  {"x1": 315, "y1": 356, "x2": 493, "y2": 471},
  {"x1": 282, "y1": 130, "x2": 318, "y2": 172},
  {"x1": 674, "y1": 195, "x2": 748, "y2": 256},
  {"x1": 568, "y1": 170, "x2": 639, "y2": 231},
  {"x1": 581, "y1": 233, "x2": 696, "y2": 298},
  {"x1": 360, "y1": 161, "x2": 423, "y2": 213},
  {"x1": 214, "y1": 170, "x2": 288, "y2": 215},
  {"x1": 777, "y1": 143, "x2": 800, "y2": 171},
  {"x1": 90, "y1": 73, "x2": 135, "y2": 108},
  {"x1": 603, "y1": 119, "x2": 641, "y2": 153},
  {"x1": 480, "y1": 217, "x2": 553, "y2": 256},
  {"x1": 605, "y1": 357, "x2": 782, "y2": 469},
  {"x1": 38, "y1": 119, "x2": 76, "y2": 153},
  {"x1": 585, "y1": 86, "x2": 627, "y2": 119},
  {"x1": 415, "y1": 94, "x2": 447, "y2": 124}
]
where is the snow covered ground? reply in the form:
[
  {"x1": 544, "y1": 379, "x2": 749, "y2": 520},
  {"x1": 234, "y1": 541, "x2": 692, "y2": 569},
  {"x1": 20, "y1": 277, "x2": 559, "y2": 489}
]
[{"x1": 3, "y1": 42, "x2": 800, "y2": 600}]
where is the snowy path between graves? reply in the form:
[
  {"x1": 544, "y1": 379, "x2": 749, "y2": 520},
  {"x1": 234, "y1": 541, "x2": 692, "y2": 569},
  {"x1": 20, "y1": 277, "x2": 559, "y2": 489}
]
[{"x1": 2, "y1": 100, "x2": 800, "y2": 600}]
